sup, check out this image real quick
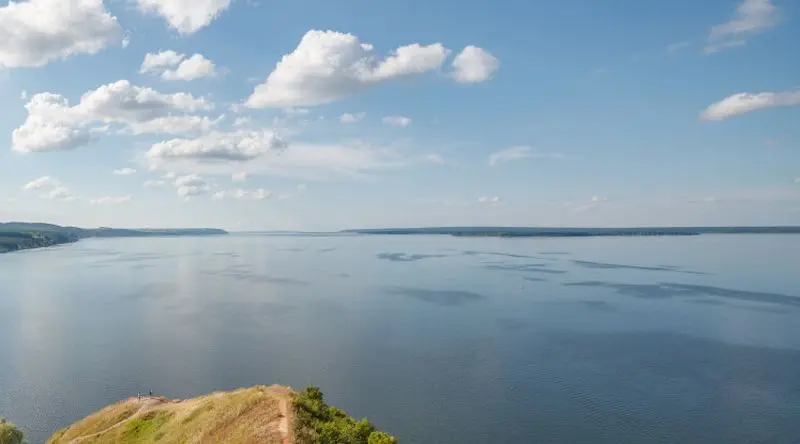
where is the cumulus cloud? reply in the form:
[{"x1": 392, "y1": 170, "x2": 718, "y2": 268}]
[
  {"x1": 213, "y1": 188, "x2": 272, "y2": 201},
  {"x1": 489, "y1": 146, "x2": 563, "y2": 166},
  {"x1": 90, "y1": 195, "x2": 131, "y2": 205},
  {"x1": 173, "y1": 174, "x2": 210, "y2": 197},
  {"x1": 112, "y1": 168, "x2": 137, "y2": 175},
  {"x1": 701, "y1": 90, "x2": 800, "y2": 121},
  {"x1": 245, "y1": 30, "x2": 451, "y2": 108},
  {"x1": 12, "y1": 80, "x2": 214, "y2": 153},
  {"x1": 382, "y1": 115, "x2": 412, "y2": 127},
  {"x1": 141, "y1": 51, "x2": 217, "y2": 80},
  {"x1": 450, "y1": 46, "x2": 499, "y2": 83},
  {"x1": 146, "y1": 130, "x2": 287, "y2": 163},
  {"x1": 140, "y1": 50, "x2": 185, "y2": 73},
  {"x1": 232, "y1": 172, "x2": 248, "y2": 182},
  {"x1": 0, "y1": 0, "x2": 121, "y2": 69},
  {"x1": 136, "y1": 0, "x2": 232, "y2": 35},
  {"x1": 706, "y1": 0, "x2": 779, "y2": 53},
  {"x1": 143, "y1": 180, "x2": 166, "y2": 187},
  {"x1": 339, "y1": 112, "x2": 365, "y2": 123}
]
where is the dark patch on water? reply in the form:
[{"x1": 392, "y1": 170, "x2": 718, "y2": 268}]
[
  {"x1": 496, "y1": 318, "x2": 530, "y2": 331},
  {"x1": 330, "y1": 273, "x2": 351, "y2": 279},
  {"x1": 572, "y1": 260, "x2": 708, "y2": 275},
  {"x1": 123, "y1": 283, "x2": 178, "y2": 301},
  {"x1": 565, "y1": 281, "x2": 800, "y2": 307},
  {"x1": 318, "y1": 248, "x2": 337, "y2": 253},
  {"x1": 204, "y1": 266, "x2": 309, "y2": 286},
  {"x1": 448, "y1": 249, "x2": 539, "y2": 260},
  {"x1": 485, "y1": 264, "x2": 567, "y2": 274},
  {"x1": 386, "y1": 286, "x2": 485, "y2": 306},
  {"x1": 578, "y1": 300, "x2": 617, "y2": 312},
  {"x1": 522, "y1": 277, "x2": 547, "y2": 282},
  {"x1": 540, "y1": 252, "x2": 571, "y2": 255},
  {"x1": 377, "y1": 252, "x2": 448, "y2": 262}
]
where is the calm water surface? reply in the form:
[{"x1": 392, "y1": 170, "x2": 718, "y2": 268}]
[{"x1": 1, "y1": 234, "x2": 799, "y2": 443}]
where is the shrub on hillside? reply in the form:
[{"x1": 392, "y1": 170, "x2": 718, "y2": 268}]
[
  {"x1": 0, "y1": 419, "x2": 24, "y2": 444},
  {"x1": 294, "y1": 387, "x2": 398, "y2": 444}
]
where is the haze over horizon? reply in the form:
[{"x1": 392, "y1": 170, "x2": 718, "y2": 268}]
[{"x1": 1, "y1": 0, "x2": 798, "y2": 231}]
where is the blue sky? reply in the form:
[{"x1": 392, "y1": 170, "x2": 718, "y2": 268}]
[{"x1": 0, "y1": 0, "x2": 798, "y2": 230}]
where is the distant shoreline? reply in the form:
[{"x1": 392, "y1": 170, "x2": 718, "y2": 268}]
[
  {"x1": 0, "y1": 222, "x2": 228, "y2": 254},
  {"x1": 344, "y1": 226, "x2": 800, "y2": 238}
]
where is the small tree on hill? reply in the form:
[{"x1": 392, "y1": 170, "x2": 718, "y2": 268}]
[
  {"x1": 0, "y1": 418, "x2": 24, "y2": 444},
  {"x1": 368, "y1": 431, "x2": 397, "y2": 444}
]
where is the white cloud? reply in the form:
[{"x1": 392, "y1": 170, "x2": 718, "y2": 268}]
[
  {"x1": 91, "y1": 195, "x2": 131, "y2": 205},
  {"x1": 382, "y1": 115, "x2": 412, "y2": 127},
  {"x1": 339, "y1": 112, "x2": 366, "y2": 123},
  {"x1": 569, "y1": 196, "x2": 609, "y2": 212},
  {"x1": 701, "y1": 90, "x2": 800, "y2": 121},
  {"x1": 43, "y1": 186, "x2": 76, "y2": 201},
  {"x1": 232, "y1": 172, "x2": 248, "y2": 182},
  {"x1": 146, "y1": 130, "x2": 287, "y2": 163},
  {"x1": 283, "y1": 108, "x2": 310, "y2": 117},
  {"x1": 0, "y1": 0, "x2": 121, "y2": 69},
  {"x1": 23, "y1": 176, "x2": 58, "y2": 190},
  {"x1": 163, "y1": 171, "x2": 177, "y2": 179},
  {"x1": 12, "y1": 80, "x2": 214, "y2": 153},
  {"x1": 477, "y1": 196, "x2": 502, "y2": 205},
  {"x1": 703, "y1": 39, "x2": 747, "y2": 54},
  {"x1": 22, "y1": 176, "x2": 77, "y2": 200},
  {"x1": 213, "y1": 188, "x2": 272, "y2": 201},
  {"x1": 136, "y1": 0, "x2": 232, "y2": 35},
  {"x1": 161, "y1": 54, "x2": 217, "y2": 81},
  {"x1": 121, "y1": 32, "x2": 131, "y2": 49},
  {"x1": 707, "y1": 0, "x2": 779, "y2": 52},
  {"x1": 143, "y1": 180, "x2": 166, "y2": 187},
  {"x1": 140, "y1": 50, "x2": 185, "y2": 73},
  {"x1": 489, "y1": 146, "x2": 563, "y2": 166},
  {"x1": 112, "y1": 168, "x2": 137, "y2": 176},
  {"x1": 451, "y1": 46, "x2": 499, "y2": 83},
  {"x1": 173, "y1": 174, "x2": 210, "y2": 197},
  {"x1": 232, "y1": 116, "x2": 251, "y2": 127},
  {"x1": 245, "y1": 30, "x2": 450, "y2": 108},
  {"x1": 20, "y1": 90, "x2": 27, "y2": 100}
]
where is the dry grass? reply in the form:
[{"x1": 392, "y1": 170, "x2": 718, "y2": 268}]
[{"x1": 46, "y1": 385, "x2": 294, "y2": 444}]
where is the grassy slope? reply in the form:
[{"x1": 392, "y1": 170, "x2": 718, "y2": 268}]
[{"x1": 47, "y1": 385, "x2": 293, "y2": 444}]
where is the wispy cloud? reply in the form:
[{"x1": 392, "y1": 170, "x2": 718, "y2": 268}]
[
  {"x1": 706, "y1": 0, "x2": 779, "y2": 53},
  {"x1": 382, "y1": 115, "x2": 412, "y2": 127},
  {"x1": 112, "y1": 168, "x2": 137, "y2": 176},
  {"x1": 666, "y1": 41, "x2": 691, "y2": 53},
  {"x1": 701, "y1": 90, "x2": 800, "y2": 121},
  {"x1": 340, "y1": 112, "x2": 366, "y2": 123},
  {"x1": 90, "y1": 195, "x2": 131, "y2": 205},
  {"x1": 489, "y1": 146, "x2": 563, "y2": 166}
]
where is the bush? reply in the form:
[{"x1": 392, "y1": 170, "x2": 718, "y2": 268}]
[
  {"x1": 0, "y1": 419, "x2": 24, "y2": 444},
  {"x1": 368, "y1": 431, "x2": 398, "y2": 444},
  {"x1": 293, "y1": 387, "x2": 398, "y2": 444}
]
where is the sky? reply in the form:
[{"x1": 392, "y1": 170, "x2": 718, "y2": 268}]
[{"x1": 0, "y1": 0, "x2": 798, "y2": 231}]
